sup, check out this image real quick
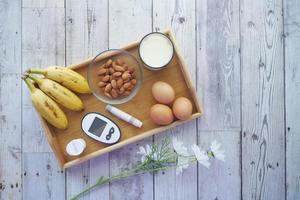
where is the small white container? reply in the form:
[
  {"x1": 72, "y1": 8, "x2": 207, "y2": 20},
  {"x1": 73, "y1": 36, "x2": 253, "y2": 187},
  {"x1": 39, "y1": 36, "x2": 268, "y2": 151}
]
[
  {"x1": 139, "y1": 32, "x2": 174, "y2": 70},
  {"x1": 66, "y1": 138, "x2": 86, "y2": 156}
]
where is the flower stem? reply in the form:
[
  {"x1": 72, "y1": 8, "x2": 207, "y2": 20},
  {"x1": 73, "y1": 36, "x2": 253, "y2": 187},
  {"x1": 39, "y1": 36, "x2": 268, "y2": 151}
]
[{"x1": 70, "y1": 159, "x2": 196, "y2": 200}]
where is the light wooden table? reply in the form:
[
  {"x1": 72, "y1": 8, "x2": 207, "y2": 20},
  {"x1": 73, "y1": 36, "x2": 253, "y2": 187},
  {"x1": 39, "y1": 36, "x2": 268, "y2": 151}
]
[{"x1": 0, "y1": 0, "x2": 299, "y2": 199}]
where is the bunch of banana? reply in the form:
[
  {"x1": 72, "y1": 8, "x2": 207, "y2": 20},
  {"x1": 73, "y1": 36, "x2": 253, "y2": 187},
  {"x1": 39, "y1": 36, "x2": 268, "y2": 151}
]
[
  {"x1": 23, "y1": 66, "x2": 91, "y2": 130},
  {"x1": 27, "y1": 74, "x2": 84, "y2": 111},
  {"x1": 23, "y1": 77, "x2": 68, "y2": 129},
  {"x1": 28, "y1": 66, "x2": 91, "y2": 94}
]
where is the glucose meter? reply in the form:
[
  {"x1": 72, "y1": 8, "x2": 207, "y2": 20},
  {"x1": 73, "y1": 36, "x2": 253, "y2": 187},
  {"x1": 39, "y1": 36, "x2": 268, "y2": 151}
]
[{"x1": 81, "y1": 112, "x2": 121, "y2": 144}]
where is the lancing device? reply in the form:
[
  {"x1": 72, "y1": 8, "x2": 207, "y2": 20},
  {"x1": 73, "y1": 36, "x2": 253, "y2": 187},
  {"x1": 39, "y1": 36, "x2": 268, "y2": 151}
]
[{"x1": 106, "y1": 105, "x2": 143, "y2": 128}]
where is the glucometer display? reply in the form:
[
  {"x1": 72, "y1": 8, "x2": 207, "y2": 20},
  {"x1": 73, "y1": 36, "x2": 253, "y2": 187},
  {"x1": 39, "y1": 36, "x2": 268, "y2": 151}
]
[{"x1": 88, "y1": 117, "x2": 107, "y2": 137}]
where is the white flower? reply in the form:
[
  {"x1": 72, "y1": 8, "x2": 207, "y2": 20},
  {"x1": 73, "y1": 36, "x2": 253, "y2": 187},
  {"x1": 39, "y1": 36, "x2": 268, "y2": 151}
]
[
  {"x1": 172, "y1": 138, "x2": 190, "y2": 156},
  {"x1": 210, "y1": 140, "x2": 225, "y2": 161},
  {"x1": 191, "y1": 144, "x2": 210, "y2": 168},
  {"x1": 176, "y1": 156, "x2": 190, "y2": 175},
  {"x1": 137, "y1": 144, "x2": 158, "y2": 162}
]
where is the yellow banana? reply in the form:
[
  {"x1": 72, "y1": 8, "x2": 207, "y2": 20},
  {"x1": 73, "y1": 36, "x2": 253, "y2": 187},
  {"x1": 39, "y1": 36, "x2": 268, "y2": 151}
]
[
  {"x1": 29, "y1": 66, "x2": 91, "y2": 94},
  {"x1": 28, "y1": 74, "x2": 84, "y2": 111},
  {"x1": 23, "y1": 78, "x2": 68, "y2": 130}
]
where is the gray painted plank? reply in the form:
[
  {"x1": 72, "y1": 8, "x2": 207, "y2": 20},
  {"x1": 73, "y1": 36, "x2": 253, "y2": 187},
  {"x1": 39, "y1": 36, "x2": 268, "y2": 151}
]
[
  {"x1": 284, "y1": 0, "x2": 300, "y2": 199},
  {"x1": 0, "y1": 74, "x2": 22, "y2": 199},
  {"x1": 108, "y1": 0, "x2": 153, "y2": 199},
  {"x1": 22, "y1": 5, "x2": 65, "y2": 153},
  {"x1": 0, "y1": 0, "x2": 22, "y2": 199},
  {"x1": 22, "y1": 0, "x2": 64, "y2": 8},
  {"x1": 198, "y1": 131, "x2": 241, "y2": 200},
  {"x1": 154, "y1": 122, "x2": 197, "y2": 200},
  {"x1": 196, "y1": 0, "x2": 241, "y2": 199},
  {"x1": 196, "y1": 0, "x2": 241, "y2": 131},
  {"x1": 152, "y1": 0, "x2": 197, "y2": 199},
  {"x1": 23, "y1": 153, "x2": 65, "y2": 200},
  {"x1": 65, "y1": 0, "x2": 109, "y2": 199},
  {"x1": 21, "y1": 2, "x2": 66, "y2": 199},
  {"x1": 240, "y1": 0, "x2": 285, "y2": 199}
]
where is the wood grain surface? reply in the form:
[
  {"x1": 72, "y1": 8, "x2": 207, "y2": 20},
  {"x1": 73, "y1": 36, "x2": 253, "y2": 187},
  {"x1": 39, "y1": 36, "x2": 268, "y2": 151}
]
[
  {"x1": 152, "y1": 1, "x2": 198, "y2": 200},
  {"x1": 284, "y1": 0, "x2": 300, "y2": 199},
  {"x1": 1, "y1": 0, "x2": 299, "y2": 199},
  {"x1": 240, "y1": 0, "x2": 285, "y2": 199},
  {"x1": 21, "y1": 0, "x2": 66, "y2": 199},
  {"x1": 0, "y1": 1, "x2": 22, "y2": 199}
]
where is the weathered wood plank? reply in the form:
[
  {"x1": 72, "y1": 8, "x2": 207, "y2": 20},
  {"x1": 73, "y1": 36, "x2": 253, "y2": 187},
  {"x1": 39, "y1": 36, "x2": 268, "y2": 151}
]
[
  {"x1": 21, "y1": 2, "x2": 66, "y2": 198},
  {"x1": 0, "y1": 0, "x2": 21, "y2": 74},
  {"x1": 0, "y1": 0, "x2": 22, "y2": 199},
  {"x1": 22, "y1": 0, "x2": 64, "y2": 8},
  {"x1": 154, "y1": 123, "x2": 197, "y2": 200},
  {"x1": 108, "y1": 1, "x2": 153, "y2": 199},
  {"x1": 152, "y1": 1, "x2": 197, "y2": 199},
  {"x1": 23, "y1": 153, "x2": 65, "y2": 200},
  {"x1": 240, "y1": 0, "x2": 285, "y2": 199},
  {"x1": 198, "y1": 131, "x2": 241, "y2": 200},
  {"x1": 284, "y1": 0, "x2": 300, "y2": 199},
  {"x1": 65, "y1": 0, "x2": 109, "y2": 199},
  {"x1": 196, "y1": 0, "x2": 241, "y2": 199},
  {"x1": 197, "y1": 0, "x2": 241, "y2": 131},
  {"x1": 22, "y1": 5, "x2": 65, "y2": 152},
  {"x1": 0, "y1": 74, "x2": 22, "y2": 199}
]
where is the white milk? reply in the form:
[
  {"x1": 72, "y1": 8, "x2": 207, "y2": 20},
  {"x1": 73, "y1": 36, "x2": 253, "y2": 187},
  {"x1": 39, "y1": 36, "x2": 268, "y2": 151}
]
[{"x1": 139, "y1": 33, "x2": 173, "y2": 69}]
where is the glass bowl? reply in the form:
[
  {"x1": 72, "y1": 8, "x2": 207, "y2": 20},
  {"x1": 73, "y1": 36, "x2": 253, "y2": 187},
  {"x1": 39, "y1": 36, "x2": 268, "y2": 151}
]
[{"x1": 88, "y1": 49, "x2": 143, "y2": 104}]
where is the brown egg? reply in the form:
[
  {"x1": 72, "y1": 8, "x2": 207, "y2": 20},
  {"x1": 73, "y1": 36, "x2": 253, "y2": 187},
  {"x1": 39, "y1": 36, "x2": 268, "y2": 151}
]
[
  {"x1": 150, "y1": 104, "x2": 174, "y2": 125},
  {"x1": 152, "y1": 81, "x2": 175, "y2": 104},
  {"x1": 172, "y1": 97, "x2": 193, "y2": 120}
]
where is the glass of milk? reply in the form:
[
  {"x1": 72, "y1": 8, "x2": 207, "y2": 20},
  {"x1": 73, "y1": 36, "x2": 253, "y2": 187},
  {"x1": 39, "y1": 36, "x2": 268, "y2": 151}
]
[{"x1": 139, "y1": 32, "x2": 174, "y2": 70}]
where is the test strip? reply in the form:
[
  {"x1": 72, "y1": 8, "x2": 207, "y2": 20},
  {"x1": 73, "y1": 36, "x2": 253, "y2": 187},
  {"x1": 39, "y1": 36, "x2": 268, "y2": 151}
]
[{"x1": 106, "y1": 105, "x2": 143, "y2": 128}]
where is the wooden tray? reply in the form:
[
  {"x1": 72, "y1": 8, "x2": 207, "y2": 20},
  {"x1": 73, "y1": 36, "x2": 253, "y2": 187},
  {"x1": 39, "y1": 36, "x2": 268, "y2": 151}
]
[{"x1": 40, "y1": 29, "x2": 203, "y2": 168}]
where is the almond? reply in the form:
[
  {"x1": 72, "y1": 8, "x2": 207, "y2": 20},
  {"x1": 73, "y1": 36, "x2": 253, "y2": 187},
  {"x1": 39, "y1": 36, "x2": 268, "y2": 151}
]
[
  {"x1": 131, "y1": 79, "x2": 137, "y2": 85},
  {"x1": 112, "y1": 61, "x2": 117, "y2": 67},
  {"x1": 106, "y1": 59, "x2": 112, "y2": 67},
  {"x1": 102, "y1": 75, "x2": 110, "y2": 82},
  {"x1": 109, "y1": 75, "x2": 113, "y2": 81},
  {"x1": 123, "y1": 82, "x2": 131, "y2": 90},
  {"x1": 123, "y1": 91, "x2": 131, "y2": 96},
  {"x1": 104, "y1": 92, "x2": 112, "y2": 99},
  {"x1": 116, "y1": 79, "x2": 123, "y2": 88},
  {"x1": 111, "y1": 89, "x2": 118, "y2": 98},
  {"x1": 123, "y1": 64, "x2": 128, "y2": 70},
  {"x1": 123, "y1": 78, "x2": 131, "y2": 83},
  {"x1": 114, "y1": 65, "x2": 125, "y2": 72},
  {"x1": 111, "y1": 79, "x2": 117, "y2": 88},
  {"x1": 113, "y1": 72, "x2": 122, "y2": 77},
  {"x1": 116, "y1": 58, "x2": 124, "y2": 65},
  {"x1": 98, "y1": 81, "x2": 106, "y2": 87},
  {"x1": 119, "y1": 86, "x2": 125, "y2": 94},
  {"x1": 97, "y1": 68, "x2": 107, "y2": 76},
  {"x1": 100, "y1": 63, "x2": 107, "y2": 68},
  {"x1": 122, "y1": 72, "x2": 131, "y2": 80},
  {"x1": 109, "y1": 67, "x2": 115, "y2": 74},
  {"x1": 126, "y1": 85, "x2": 133, "y2": 91},
  {"x1": 104, "y1": 83, "x2": 112, "y2": 92}
]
